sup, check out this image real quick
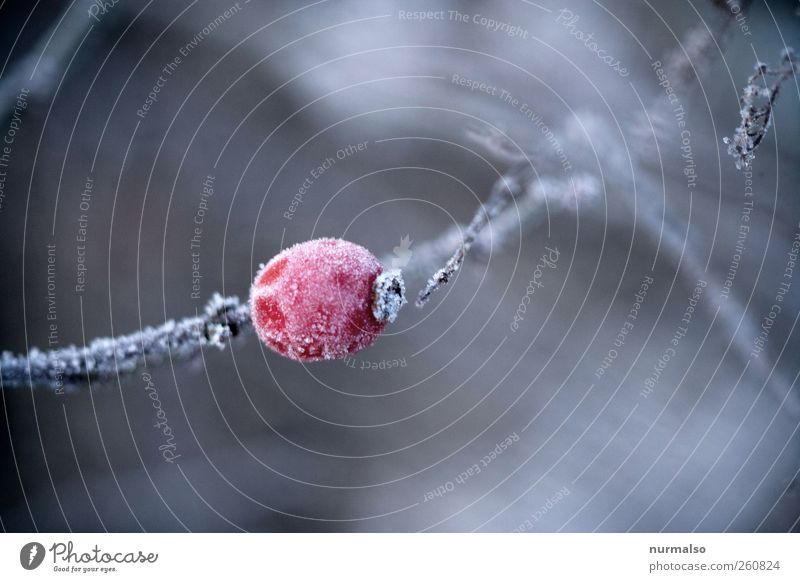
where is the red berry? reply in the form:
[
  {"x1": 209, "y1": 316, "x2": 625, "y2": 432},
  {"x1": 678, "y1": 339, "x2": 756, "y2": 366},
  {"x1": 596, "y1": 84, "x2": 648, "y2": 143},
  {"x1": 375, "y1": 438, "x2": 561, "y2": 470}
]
[{"x1": 249, "y1": 238, "x2": 404, "y2": 361}]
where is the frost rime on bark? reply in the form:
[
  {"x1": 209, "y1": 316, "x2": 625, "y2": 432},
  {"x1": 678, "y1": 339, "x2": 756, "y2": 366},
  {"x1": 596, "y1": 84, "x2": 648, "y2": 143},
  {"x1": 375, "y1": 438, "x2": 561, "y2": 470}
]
[
  {"x1": 1, "y1": 294, "x2": 251, "y2": 390},
  {"x1": 724, "y1": 48, "x2": 797, "y2": 170}
]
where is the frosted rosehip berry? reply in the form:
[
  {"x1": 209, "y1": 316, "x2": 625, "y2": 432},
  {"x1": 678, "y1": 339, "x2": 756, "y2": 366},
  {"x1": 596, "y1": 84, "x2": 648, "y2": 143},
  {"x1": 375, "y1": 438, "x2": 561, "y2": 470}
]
[{"x1": 249, "y1": 238, "x2": 405, "y2": 362}]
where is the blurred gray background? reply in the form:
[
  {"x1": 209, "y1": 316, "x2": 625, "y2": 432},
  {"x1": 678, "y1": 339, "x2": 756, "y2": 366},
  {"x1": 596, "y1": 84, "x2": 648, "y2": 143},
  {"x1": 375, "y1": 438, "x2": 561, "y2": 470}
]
[{"x1": 0, "y1": 0, "x2": 799, "y2": 532}]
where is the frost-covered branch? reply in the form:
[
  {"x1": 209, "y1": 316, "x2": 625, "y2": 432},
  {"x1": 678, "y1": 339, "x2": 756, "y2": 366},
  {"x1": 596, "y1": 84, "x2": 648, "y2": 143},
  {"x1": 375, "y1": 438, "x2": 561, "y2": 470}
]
[
  {"x1": 1, "y1": 294, "x2": 250, "y2": 390},
  {"x1": 3, "y1": 154, "x2": 593, "y2": 390},
  {"x1": 4, "y1": 0, "x2": 791, "y2": 391},
  {"x1": 724, "y1": 48, "x2": 797, "y2": 170},
  {"x1": 415, "y1": 163, "x2": 533, "y2": 307},
  {"x1": 414, "y1": 126, "x2": 598, "y2": 307},
  {"x1": 388, "y1": 171, "x2": 591, "y2": 285},
  {"x1": 1, "y1": 270, "x2": 410, "y2": 390}
]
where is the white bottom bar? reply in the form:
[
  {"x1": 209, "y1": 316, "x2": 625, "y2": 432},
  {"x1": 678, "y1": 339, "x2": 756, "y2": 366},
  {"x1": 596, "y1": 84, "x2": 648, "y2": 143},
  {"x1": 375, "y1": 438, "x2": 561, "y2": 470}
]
[{"x1": 1, "y1": 533, "x2": 797, "y2": 580}]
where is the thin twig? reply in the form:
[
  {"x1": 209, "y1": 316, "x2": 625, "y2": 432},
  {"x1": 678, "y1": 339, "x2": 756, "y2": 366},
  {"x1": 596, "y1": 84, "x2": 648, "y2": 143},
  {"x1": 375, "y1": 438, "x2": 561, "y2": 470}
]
[
  {"x1": 413, "y1": 124, "x2": 600, "y2": 308},
  {"x1": 415, "y1": 163, "x2": 534, "y2": 307}
]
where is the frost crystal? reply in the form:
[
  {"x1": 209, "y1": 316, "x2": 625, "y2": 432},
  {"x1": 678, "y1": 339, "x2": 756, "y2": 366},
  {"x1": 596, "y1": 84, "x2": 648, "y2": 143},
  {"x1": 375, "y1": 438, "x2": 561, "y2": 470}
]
[
  {"x1": 372, "y1": 270, "x2": 406, "y2": 323},
  {"x1": 725, "y1": 48, "x2": 796, "y2": 170},
  {"x1": 249, "y1": 238, "x2": 390, "y2": 362}
]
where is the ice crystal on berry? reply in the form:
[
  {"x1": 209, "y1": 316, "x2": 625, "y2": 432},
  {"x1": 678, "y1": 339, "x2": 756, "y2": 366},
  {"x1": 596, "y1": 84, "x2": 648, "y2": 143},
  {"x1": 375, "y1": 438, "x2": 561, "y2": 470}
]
[{"x1": 250, "y1": 238, "x2": 395, "y2": 362}]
